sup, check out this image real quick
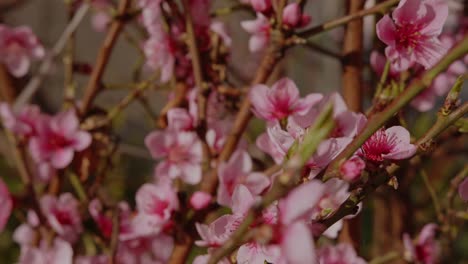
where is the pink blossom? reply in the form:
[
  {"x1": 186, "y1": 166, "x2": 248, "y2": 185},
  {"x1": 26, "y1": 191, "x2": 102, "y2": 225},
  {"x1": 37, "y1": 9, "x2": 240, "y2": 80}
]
[
  {"x1": 307, "y1": 137, "x2": 353, "y2": 178},
  {"x1": 166, "y1": 108, "x2": 194, "y2": 131},
  {"x1": 90, "y1": 0, "x2": 111, "y2": 32},
  {"x1": 359, "y1": 126, "x2": 417, "y2": 163},
  {"x1": 0, "y1": 178, "x2": 12, "y2": 232},
  {"x1": 340, "y1": 156, "x2": 366, "y2": 181},
  {"x1": 257, "y1": 123, "x2": 295, "y2": 164},
  {"x1": 132, "y1": 183, "x2": 179, "y2": 237},
  {"x1": 116, "y1": 233, "x2": 174, "y2": 264},
  {"x1": 376, "y1": 0, "x2": 448, "y2": 71},
  {"x1": 88, "y1": 199, "x2": 113, "y2": 239},
  {"x1": 143, "y1": 35, "x2": 176, "y2": 83},
  {"x1": 370, "y1": 50, "x2": 401, "y2": 78},
  {"x1": 317, "y1": 243, "x2": 367, "y2": 264},
  {"x1": 190, "y1": 191, "x2": 212, "y2": 210},
  {"x1": 40, "y1": 193, "x2": 82, "y2": 242},
  {"x1": 326, "y1": 93, "x2": 367, "y2": 138},
  {"x1": 18, "y1": 238, "x2": 73, "y2": 264},
  {"x1": 241, "y1": 13, "x2": 271, "y2": 53},
  {"x1": 249, "y1": 78, "x2": 323, "y2": 122},
  {"x1": 13, "y1": 210, "x2": 39, "y2": 246},
  {"x1": 145, "y1": 130, "x2": 203, "y2": 184},
  {"x1": 250, "y1": 0, "x2": 271, "y2": 13},
  {"x1": 0, "y1": 24, "x2": 45, "y2": 77},
  {"x1": 28, "y1": 110, "x2": 92, "y2": 169},
  {"x1": 0, "y1": 103, "x2": 42, "y2": 137},
  {"x1": 206, "y1": 120, "x2": 232, "y2": 153},
  {"x1": 217, "y1": 150, "x2": 270, "y2": 206},
  {"x1": 237, "y1": 242, "x2": 280, "y2": 264},
  {"x1": 282, "y1": 3, "x2": 311, "y2": 28},
  {"x1": 403, "y1": 223, "x2": 440, "y2": 264},
  {"x1": 458, "y1": 177, "x2": 468, "y2": 202},
  {"x1": 210, "y1": 21, "x2": 232, "y2": 47}
]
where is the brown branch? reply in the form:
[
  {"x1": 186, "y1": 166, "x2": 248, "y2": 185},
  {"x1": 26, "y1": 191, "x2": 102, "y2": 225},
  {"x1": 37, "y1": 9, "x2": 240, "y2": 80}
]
[
  {"x1": 158, "y1": 82, "x2": 189, "y2": 128},
  {"x1": 80, "y1": 0, "x2": 132, "y2": 115}
]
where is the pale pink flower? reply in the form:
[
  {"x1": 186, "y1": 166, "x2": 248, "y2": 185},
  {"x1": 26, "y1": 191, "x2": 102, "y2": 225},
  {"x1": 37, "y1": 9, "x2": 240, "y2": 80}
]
[
  {"x1": 116, "y1": 233, "x2": 174, "y2": 264},
  {"x1": 18, "y1": 238, "x2": 73, "y2": 264},
  {"x1": 241, "y1": 13, "x2": 271, "y2": 53},
  {"x1": 237, "y1": 242, "x2": 280, "y2": 264},
  {"x1": 359, "y1": 126, "x2": 417, "y2": 163},
  {"x1": 257, "y1": 123, "x2": 295, "y2": 164},
  {"x1": 28, "y1": 110, "x2": 92, "y2": 169},
  {"x1": 250, "y1": 0, "x2": 271, "y2": 12},
  {"x1": 145, "y1": 130, "x2": 203, "y2": 184},
  {"x1": 458, "y1": 177, "x2": 468, "y2": 202},
  {"x1": 40, "y1": 193, "x2": 82, "y2": 242},
  {"x1": 132, "y1": 183, "x2": 179, "y2": 237},
  {"x1": 403, "y1": 223, "x2": 440, "y2": 264},
  {"x1": 206, "y1": 119, "x2": 232, "y2": 153},
  {"x1": 326, "y1": 93, "x2": 367, "y2": 138},
  {"x1": 0, "y1": 103, "x2": 42, "y2": 137},
  {"x1": 166, "y1": 108, "x2": 194, "y2": 131},
  {"x1": 307, "y1": 137, "x2": 353, "y2": 178},
  {"x1": 0, "y1": 24, "x2": 45, "y2": 77},
  {"x1": 249, "y1": 78, "x2": 323, "y2": 122},
  {"x1": 13, "y1": 210, "x2": 39, "y2": 246},
  {"x1": 282, "y1": 3, "x2": 311, "y2": 28},
  {"x1": 0, "y1": 178, "x2": 12, "y2": 232},
  {"x1": 143, "y1": 35, "x2": 176, "y2": 83},
  {"x1": 317, "y1": 243, "x2": 367, "y2": 264},
  {"x1": 190, "y1": 191, "x2": 212, "y2": 210},
  {"x1": 217, "y1": 149, "x2": 270, "y2": 206},
  {"x1": 376, "y1": 0, "x2": 448, "y2": 71},
  {"x1": 340, "y1": 156, "x2": 366, "y2": 181}
]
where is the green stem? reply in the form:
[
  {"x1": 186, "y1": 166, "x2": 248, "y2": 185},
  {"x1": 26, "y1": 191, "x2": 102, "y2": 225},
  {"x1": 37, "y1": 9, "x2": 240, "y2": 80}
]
[{"x1": 69, "y1": 172, "x2": 88, "y2": 203}]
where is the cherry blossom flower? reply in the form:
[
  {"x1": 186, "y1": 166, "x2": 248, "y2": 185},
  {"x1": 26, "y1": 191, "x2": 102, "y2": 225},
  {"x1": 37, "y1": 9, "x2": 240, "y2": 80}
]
[
  {"x1": 340, "y1": 156, "x2": 366, "y2": 181},
  {"x1": 249, "y1": 78, "x2": 323, "y2": 122},
  {"x1": 88, "y1": 199, "x2": 113, "y2": 239},
  {"x1": 131, "y1": 183, "x2": 179, "y2": 237},
  {"x1": 28, "y1": 110, "x2": 92, "y2": 170},
  {"x1": 166, "y1": 108, "x2": 194, "y2": 131},
  {"x1": 217, "y1": 150, "x2": 270, "y2": 206},
  {"x1": 257, "y1": 123, "x2": 295, "y2": 164},
  {"x1": 376, "y1": 0, "x2": 448, "y2": 71},
  {"x1": 241, "y1": 13, "x2": 271, "y2": 53},
  {"x1": 250, "y1": 0, "x2": 272, "y2": 13},
  {"x1": 0, "y1": 103, "x2": 42, "y2": 137},
  {"x1": 18, "y1": 238, "x2": 73, "y2": 264},
  {"x1": 403, "y1": 223, "x2": 440, "y2": 264},
  {"x1": 317, "y1": 243, "x2": 367, "y2": 264},
  {"x1": 458, "y1": 177, "x2": 468, "y2": 202},
  {"x1": 237, "y1": 242, "x2": 280, "y2": 264},
  {"x1": 143, "y1": 35, "x2": 176, "y2": 83},
  {"x1": 116, "y1": 233, "x2": 174, "y2": 264},
  {"x1": 282, "y1": 3, "x2": 311, "y2": 28},
  {"x1": 13, "y1": 210, "x2": 39, "y2": 247},
  {"x1": 40, "y1": 193, "x2": 82, "y2": 243},
  {"x1": 190, "y1": 191, "x2": 212, "y2": 210},
  {"x1": 307, "y1": 137, "x2": 353, "y2": 178},
  {"x1": 145, "y1": 130, "x2": 203, "y2": 184},
  {"x1": 359, "y1": 126, "x2": 417, "y2": 163},
  {"x1": 0, "y1": 24, "x2": 45, "y2": 77},
  {"x1": 0, "y1": 178, "x2": 12, "y2": 232}
]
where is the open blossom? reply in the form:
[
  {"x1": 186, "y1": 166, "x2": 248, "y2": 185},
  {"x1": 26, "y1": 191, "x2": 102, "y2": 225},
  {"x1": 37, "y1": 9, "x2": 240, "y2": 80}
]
[
  {"x1": 0, "y1": 178, "x2": 12, "y2": 232},
  {"x1": 40, "y1": 193, "x2": 82, "y2": 243},
  {"x1": 145, "y1": 130, "x2": 203, "y2": 184},
  {"x1": 307, "y1": 137, "x2": 353, "y2": 178},
  {"x1": 256, "y1": 123, "x2": 295, "y2": 164},
  {"x1": 458, "y1": 177, "x2": 468, "y2": 202},
  {"x1": 0, "y1": 103, "x2": 42, "y2": 137},
  {"x1": 28, "y1": 110, "x2": 92, "y2": 170},
  {"x1": 403, "y1": 223, "x2": 440, "y2": 264},
  {"x1": 18, "y1": 238, "x2": 73, "y2": 264},
  {"x1": 376, "y1": 0, "x2": 448, "y2": 71},
  {"x1": 317, "y1": 243, "x2": 367, "y2": 264},
  {"x1": 217, "y1": 150, "x2": 270, "y2": 206},
  {"x1": 249, "y1": 78, "x2": 323, "y2": 122},
  {"x1": 0, "y1": 24, "x2": 45, "y2": 77},
  {"x1": 359, "y1": 126, "x2": 417, "y2": 163},
  {"x1": 132, "y1": 183, "x2": 179, "y2": 237},
  {"x1": 241, "y1": 13, "x2": 271, "y2": 53},
  {"x1": 117, "y1": 233, "x2": 174, "y2": 264}
]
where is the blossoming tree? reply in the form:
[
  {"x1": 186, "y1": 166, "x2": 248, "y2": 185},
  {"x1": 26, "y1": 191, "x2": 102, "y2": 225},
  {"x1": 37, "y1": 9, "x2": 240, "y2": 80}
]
[{"x1": 0, "y1": 0, "x2": 467, "y2": 263}]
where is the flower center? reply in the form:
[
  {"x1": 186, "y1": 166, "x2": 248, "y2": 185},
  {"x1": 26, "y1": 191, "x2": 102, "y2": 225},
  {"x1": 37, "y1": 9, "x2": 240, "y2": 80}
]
[{"x1": 361, "y1": 129, "x2": 395, "y2": 162}]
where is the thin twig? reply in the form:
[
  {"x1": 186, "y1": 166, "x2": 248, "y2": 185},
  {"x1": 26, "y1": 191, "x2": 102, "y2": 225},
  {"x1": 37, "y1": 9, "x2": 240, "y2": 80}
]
[
  {"x1": 420, "y1": 169, "x2": 442, "y2": 217},
  {"x1": 14, "y1": 3, "x2": 90, "y2": 111}
]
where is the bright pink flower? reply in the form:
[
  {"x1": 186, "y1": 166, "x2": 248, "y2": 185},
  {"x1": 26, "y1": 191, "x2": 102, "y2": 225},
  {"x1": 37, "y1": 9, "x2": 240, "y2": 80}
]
[
  {"x1": 317, "y1": 243, "x2": 367, "y2": 264},
  {"x1": 376, "y1": 0, "x2": 448, "y2": 71},
  {"x1": 340, "y1": 156, "x2": 366, "y2": 181},
  {"x1": 143, "y1": 35, "x2": 176, "y2": 83},
  {"x1": 0, "y1": 178, "x2": 12, "y2": 232},
  {"x1": 0, "y1": 103, "x2": 42, "y2": 137},
  {"x1": 241, "y1": 13, "x2": 271, "y2": 53},
  {"x1": 217, "y1": 150, "x2": 270, "y2": 206},
  {"x1": 132, "y1": 183, "x2": 179, "y2": 237},
  {"x1": 403, "y1": 223, "x2": 440, "y2": 264},
  {"x1": 0, "y1": 24, "x2": 45, "y2": 77},
  {"x1": 250, "y1": 78, "x2": 323, "y2": 122},
  {"x1": 145, "y1": 130, "x2": 203, "y2": 184},
  {"x1": 257, "y1": 123, "x2": 295, "y2": 164},
  {"x1": 458, "y1": 177, "x2": 468, "y2": 202},
  {"x1": 250, "y1": 0, "x2": 271, "y2": 13},
  {"x1": 40, "y1": 193, "x2": 82, "y2": 242},
  {"x1": 88, "y1": 199, "x2": 113, "y2": 239},
  {"x1": 18, "y1": 238, "x2": 73, "y2": 264},
  {"x1": 282, "y1": 3, "x2": 311, "y2": 28},
  {"x1": 28, "y1": 110, "x2": 92, "y2": 169},
  {"x1": 190, "y1": 191, "x2": 212, "y2": 210},
  {"x1": 360, "y1": 126, "x2": 417, "y2": 163}
]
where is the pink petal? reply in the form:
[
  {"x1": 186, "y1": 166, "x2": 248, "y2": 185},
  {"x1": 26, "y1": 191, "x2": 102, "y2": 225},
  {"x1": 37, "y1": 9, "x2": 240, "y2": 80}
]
[
  {"x1": 420, "y1": 0, "x2": 448, "y2": 36},
  {"x1": 232, "y1": 185, "x2": 255, "y2": 215},
  {"x1": 52, "y1": 110, "x2": 79, "y2": 136},
  {"x1": 376, "y1": 15, "x2": 397, "y2": 47},
  {"x1": 249, "y1": 34, "x2": 268, "y2": 53},
  {"x1": 249, "y1": 84, "x2": 274, "y2": 120},
  {"x1": 293, "y1": 93, "x2": 323, "y2": 116},
  {"x1": 393, "y1": 0, "x2": 425, "y2": 25},
  {"x1": 50, "y1": 149, "x2": 74, "y2": 169},
  {"x1": 145, "y1": 131, "x2": 168, "y2": 159},
  {"x1": 282, "y1": 3, "x2": 301, "y2": 27},
  {"x1": 282, "y1": 221, "x2": 317, "y2": 264},
  {"x1": 72, "y1": 131, "x2": 92, "y2": 151},
  {"x1": 0, "y1": 179, "x2": 12, "y2": 232},
  {"x1": 190, "y1": 191, "x2": 212, "y2": 210}
]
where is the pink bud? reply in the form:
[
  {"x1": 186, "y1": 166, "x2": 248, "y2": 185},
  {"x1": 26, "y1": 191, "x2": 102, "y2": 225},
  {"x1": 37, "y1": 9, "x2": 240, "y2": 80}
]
[
  {"x1": 340, "y1": 156, "x2": 365, "y2": 181},
  {"x1": 282, "y1": 3, "x2": 301, "y2": 27},
  {"x1": 190, "y1": 191, "x2": 212, "y2": 210},
  {"x1": 250, "y1": 0, "x2": 271, "y2": 13}
]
